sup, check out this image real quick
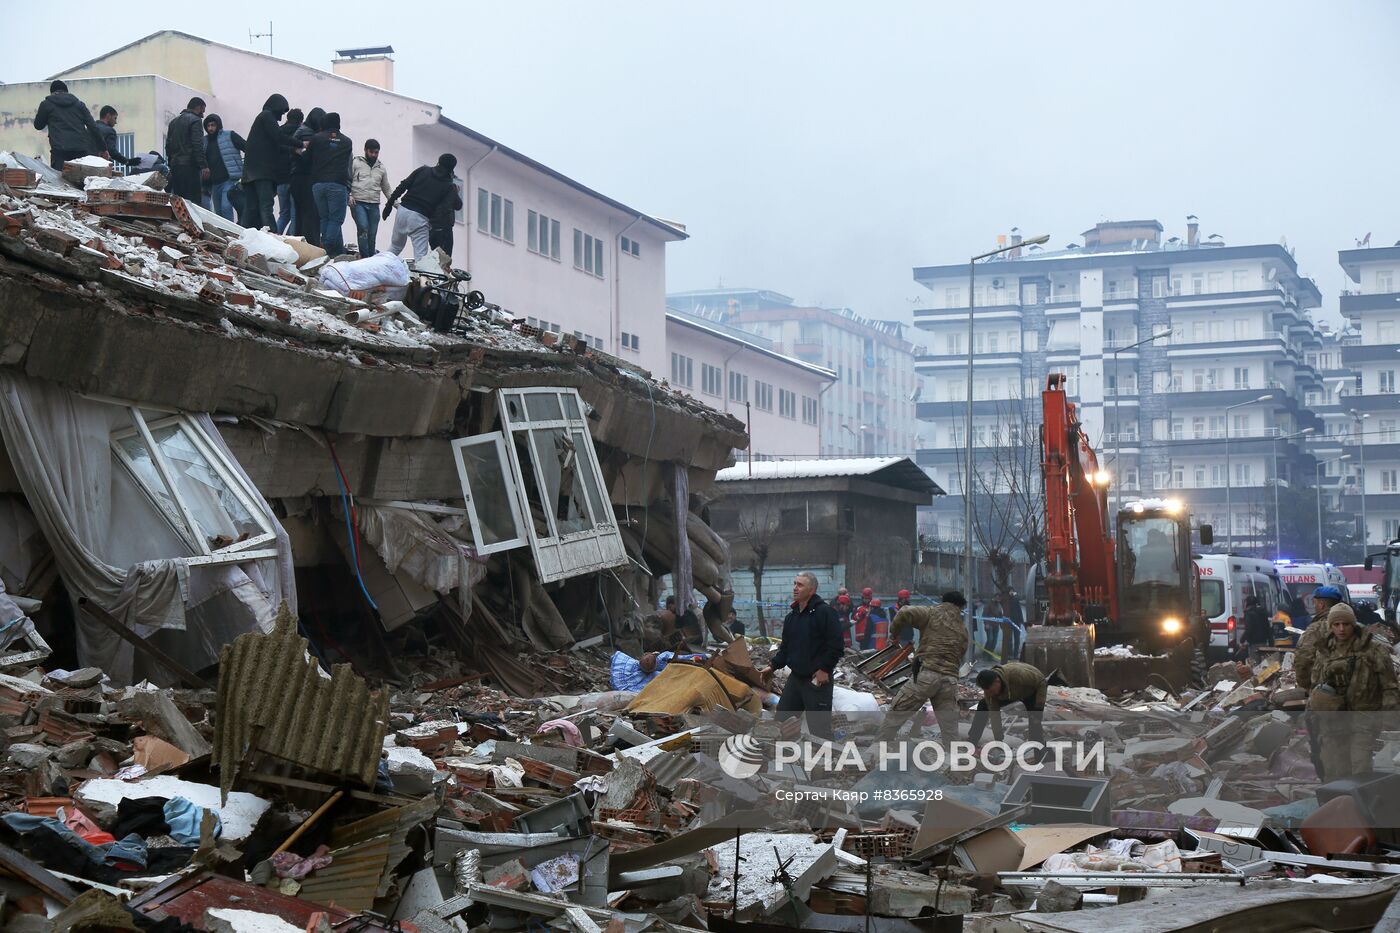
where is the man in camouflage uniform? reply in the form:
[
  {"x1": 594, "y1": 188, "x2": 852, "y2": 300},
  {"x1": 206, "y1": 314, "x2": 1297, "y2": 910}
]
[
  {"x1": 1296, "y1": 585, "x2": 1346, "y2": 780},
  {"x1": 1306, "y1": 602, "x2": 1400, "y2": 780},
  {"x1": 969, "y1": 661, "x2": 1048, "y2": 747},
  {"x1": 876, "y1": 591, "x2": 969, "y2": 748}
]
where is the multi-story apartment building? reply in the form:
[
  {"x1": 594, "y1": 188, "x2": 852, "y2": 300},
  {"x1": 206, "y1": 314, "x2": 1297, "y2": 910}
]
[
  {"x1": 913, "y1": 219, "x2": 1326, "y2": 554},
  {"x1": 666, "y1": 288, "x2": 922, "y2": 457},
  {"x1": 1338, "y1": 245, "x2": 1400, "y2": 548},
  {"x1": 664, "y1": 308, "x2": 834, "y2": 459},
  {"x1": 0, "y1": 31, "x2": 683, "y2": 375},
  {"x1": 1303, "y1": 327, "x2": 1362, "y2": 547}
]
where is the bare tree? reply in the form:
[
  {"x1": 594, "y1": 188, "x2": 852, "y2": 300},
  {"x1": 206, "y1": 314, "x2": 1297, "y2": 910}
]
[
  {"x1": 968, "y1": 398, "x2": 1046, "y2": 610},
  {"x1": 736, "y1": 493, "x2": 783, "y2": 639}
]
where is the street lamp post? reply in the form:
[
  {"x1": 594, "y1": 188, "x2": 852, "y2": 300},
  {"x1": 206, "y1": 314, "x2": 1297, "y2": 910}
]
[
  {"x1": 1224, "y1": 394, "x2": 1271, "y2": 553},
  {"x1": 1110, "y1": 329, "x2": 1172, "y2": 515},
  {"x1": 1317, "y1": 454, "x2": 1352, "y2": 561},
  {"x1": 1271, "y1": 427, "x2": 1314, "y2": 559},
  {"x1": 964, "y1": 234, "x2": 1048, "y2": 602},
  {"x1": 1352, "y1": 410, "x2": 1371, "y2": 551}
]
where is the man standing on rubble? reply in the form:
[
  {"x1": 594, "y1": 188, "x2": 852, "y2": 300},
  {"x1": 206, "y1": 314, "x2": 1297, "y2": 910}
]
[
  {"x1": 1295, "y1": 585, "x2": 1346, "y2": 690},
  {"x1": 969, "y1": 661, "x2": 1047, "y2": 750},
  {"x1": 1242, "y1": 595, "x2": 1272, "y2": 664},
  {"x1": 307, "y1": 113, "x2": 354, "y2": 257},
  {"x1": 875, "y1": 592, "x2": 969, "y2": 749},
  {"x1": 384, "y1": 154, "x2": 463, "y2": 261},
  {"x1": 243, "y1": 95, "x2": 300, "y2": 231},
  {"x1": 164, "y1": 97, "x2": 208, "y2": 203},
  {"x1": 1305, "y1": 602, "x2": 1400, "y2": 779},
  {"x1": 761, "y1": 572, "x2": 843, "y2": 740},
  {"x1": 349, "y1": 139, "x2": 392, "y2": 257},
  {"x1": 33, "y1": 80, "x2": 102, "y2": 170},
  {"x1": 93, "y1": 107, "x2": 141, "y2": 169}
]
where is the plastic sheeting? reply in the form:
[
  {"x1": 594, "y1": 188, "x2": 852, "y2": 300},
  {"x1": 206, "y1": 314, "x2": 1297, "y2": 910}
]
[
  {"x1": 356, "y1": 503, "x2": 484, "y2": 597},
  {"x1": 0, "y1": 374, "x2": 295, "y2": 683}
]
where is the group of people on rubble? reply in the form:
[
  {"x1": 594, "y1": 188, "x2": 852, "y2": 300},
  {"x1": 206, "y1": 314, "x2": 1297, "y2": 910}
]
[
  {"x1": 31, "y1": 82, "x2": 463, "y2": 262},
  {"x1": 612, "y1": 572, "x2": 1400, "y2": 786}
]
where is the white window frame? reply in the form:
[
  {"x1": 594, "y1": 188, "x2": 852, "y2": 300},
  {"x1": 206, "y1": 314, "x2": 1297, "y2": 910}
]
[
  {"x1": 450, "y1": 432, "x2": 529, "y2": 556},
  {"x1": 110, "y1": 410, "x2": 277, "y2": 566},
  {"x1": 453, "y1": 388, "x2": 627, "y2": 583}
]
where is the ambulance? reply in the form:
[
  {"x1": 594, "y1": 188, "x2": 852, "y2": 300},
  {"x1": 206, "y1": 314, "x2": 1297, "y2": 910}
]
[
  {"x1": 1274, "y1": 560, "x2": 1352, "y2": 620},
  {"x1": 1194, "y1": 554, "x2": 1290, "y2": 660}
]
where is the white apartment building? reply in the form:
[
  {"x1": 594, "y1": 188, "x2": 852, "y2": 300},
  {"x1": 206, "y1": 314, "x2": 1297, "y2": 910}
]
[
  {"x1": 913, "y1": 219, "x2": 1327, "y2": 555},
  {"x1": 0, "y1": 32, "x2": 682, "y2": 375},
  {"x1": 666, "y1": 289, "x2": 922, "y2": 457},
  {"x1": 1338, "y1": 244, "x2": 1400, "y2": 549}
]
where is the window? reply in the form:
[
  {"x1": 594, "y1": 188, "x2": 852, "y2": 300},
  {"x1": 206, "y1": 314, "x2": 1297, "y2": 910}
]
[
  {"x1": 1172, "y1": 466, "x2": 1184, "y2": 488},
  {"x1": 944, "y1": 287, "x2": 961, "y2": 307},
  {"x1": 1234, "y1": 319, "x2": 1249, "y2": 340},
  {"x1": 728, "y1": 371, "x2": 748, "y2": 403},
  {"x1": 1379, "y1": 270, "x2": 1395, "y2": 294},
  {"x1": 111, "y1": 411, "x2": 277, "y2": 565},
  {"x1": 1170, "y1": 275, "x2": 1183, "y2": 296},
  {"x1": 620, "y1": 332, "x2": 640, "y2": 352},
  {"x1": 1124, "y1": 468, "x2": 1138, "y2": 490},
  {"x1": 1194, "y1": 466, "x2": 1206, "y2": 488},
  {"x1": 1171, "y1": 418, "x2": 1184, "y2": 440},
  {"x1": 754, "y1": 381, "x2": 773, "y2": 411},
  {"x1": 1191, "y1": 273, "x2": 1204, "y2": 295},
  {"x1": 1235, "y1": 463, "x2": 1253, "y2": 485},
  {"x1": 619, "y1": 235, "x2": 641, "y2": 258},
  {"x1": 1022, "y1": 330, "x2": 1038, "y2": 352},
  {"x1": 454, "y1": 388, "x2": 625, "y2": 582},
  {"x1": 1381, "y1": 419, "x2": 1398, "y2": 443},
  {"x1": 1380, "y1": 370, "x2": 1396, "y2": 394},
  {"x1": 1382, "y1": 470, "x2": 1399, "y2": 493},
  {"x1": 1234, "y1": 367, "x2": 1250, "y2": 389},
  {"x1": 701, "y1": 363, "x2": 722, "y2": 396},
  {"x1": 1207, "y1": 271, "x2": 1223, "y2": 293},
  {"x1": 477, "y1": 188, "x2": 514, "y2": 242},
  {"x1": 1212, "y1": 464, "x2": 1226, "y2": 487},
  {"x1": 527, "y1": 211, "x2": 562, "y2": 260},
  {"x1": 1387, "y1": 519, "x2": 1400, "y2": 541},
  {"x1": 573, "y1": 229, "x2": 604, "y2": 278},
  {"x1": 1232, "y1": 269, "x2": 1249, "y2": 292},
  {"x1": 1151, "y1": 277, "x2": 1166, "y2": 299},
  {"x1": 779, "y1": 389, "x2": 796, "y2": 419},
  {"x1": 802, "y1": 396, "x2": 818, "y2": 424},
  {"x1": 670, "y1": 353, "x2": 693, "y2": 388},
  {"x1": 1380, "y1": 321, "x2": 1397, "y2": 343},
  {"x1": 1192, "y1": 416, "x2": 1206, "y2": 439}
]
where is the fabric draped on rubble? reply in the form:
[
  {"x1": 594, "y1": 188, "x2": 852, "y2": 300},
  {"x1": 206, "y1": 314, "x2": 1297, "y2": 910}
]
[
  {"x1": 356, "y1": 502, "x2": 486, "y2": 611},
  {"x1": 0, "y1": 373, "x2": 296, "y2": 683},
  {"x1": 626, "y1": 662, "x2": 761, "y2": 715}
]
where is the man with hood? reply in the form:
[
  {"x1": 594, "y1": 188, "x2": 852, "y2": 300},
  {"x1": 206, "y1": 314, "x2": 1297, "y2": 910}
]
[
  {"x1": 243, "y1": 94, "x2": 302, "y2": 231},
  {"x1": 33, "y1": 80, "x2": 101, "y2": 170},
  {"x1": 290, "y1": 108, "x2": 325, "y2": 244},
  {"x1": 384, "y1": 154, "x2": 462, "y2": 261},
  {"x1": 164, "y1": 97, "x2": 208, "y2": 202},
  {"x1": 276, "y1": 109, "x2": 303, "y2": 233},
  {"x1": 202, "y1": 114, "x2": 246, "y2": 222}
]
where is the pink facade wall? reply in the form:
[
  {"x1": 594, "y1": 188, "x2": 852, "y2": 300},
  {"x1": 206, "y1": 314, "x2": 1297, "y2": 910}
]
[{"x1": 665, "y1": 319, "x2": 828, "y2": 459}]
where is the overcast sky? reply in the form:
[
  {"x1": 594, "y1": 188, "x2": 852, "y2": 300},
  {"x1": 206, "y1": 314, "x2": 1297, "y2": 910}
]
[{"x1": 8, "y1": 2, "x2": 1397, "y2": 326}]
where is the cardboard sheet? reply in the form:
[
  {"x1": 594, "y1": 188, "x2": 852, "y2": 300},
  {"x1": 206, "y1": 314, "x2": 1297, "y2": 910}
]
[{"x1": 1012, "y1": 823, "x2": 1116, "y2": 870}]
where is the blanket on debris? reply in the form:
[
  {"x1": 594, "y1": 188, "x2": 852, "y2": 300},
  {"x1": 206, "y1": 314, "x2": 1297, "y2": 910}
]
[{"x1": 626, "y1": 663, "x2": 761, "y2": 715}]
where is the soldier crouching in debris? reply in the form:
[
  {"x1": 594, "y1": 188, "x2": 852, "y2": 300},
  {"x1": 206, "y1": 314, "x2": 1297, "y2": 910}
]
[
  {"x1": 1303, "y1": 603, "x2": 1400, "y2": 781},
  {"x1": 875, "y1": 592, "x2": 969, "y2": 751},
  {"x1": 969, "y1": 661, "x2": 1048, "y2": 754}
]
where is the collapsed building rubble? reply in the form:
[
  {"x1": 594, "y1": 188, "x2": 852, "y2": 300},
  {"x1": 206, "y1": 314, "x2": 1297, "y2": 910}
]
[{"x1": 0, "y1": 163, "x2": 1399, "y2": 932}]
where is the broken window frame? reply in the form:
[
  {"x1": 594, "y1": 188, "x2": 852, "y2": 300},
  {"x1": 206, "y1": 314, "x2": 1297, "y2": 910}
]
[
  {"x1": 450, "y1": 432, "x2": 529, "y2": 556},
  {"x1": 110, "y1": 410, "x2": 278, "y2": 567},
  {"x1": 452, "y1": 388, "x2": 628, "y2": 583}
]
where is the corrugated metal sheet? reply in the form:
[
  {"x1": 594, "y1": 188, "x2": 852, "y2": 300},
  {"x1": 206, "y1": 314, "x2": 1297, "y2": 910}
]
[
  {"x1": 298, "y1": 795, "x2": 437, "y2": 913},
  {"x1": 714, "y1": 457, "x2": 941, "y2": 494},
  {"x1": 215, "y1": 610, "x2": 388, "y2": 800}
]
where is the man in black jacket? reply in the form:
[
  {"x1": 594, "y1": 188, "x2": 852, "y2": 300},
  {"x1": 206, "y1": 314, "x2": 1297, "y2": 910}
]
[
  {"x1": 1242, "y1": 595, "x2": 1272, "y2": 664},
  {"x1": 760, "y1": 572, "x2": 844, "y2": 739},
  {"x1": 275, "y1": 109, "x2": 302, "y2": 233},
  {"x1": 289, "y1": 108, "x2": 324, "y2": 245},
  {"x1": 242, "y1": 94, "x2": 301, "y2": 231},
  {"x1": 33, "y1": 80, "x2": 101, "y2": 170},
  {"x1": 307, "y1": 113, "x2": 353, "y2": 256},
  {"x1": 164, "y1": 97, "x2": 207, "y2": 202},
  {"x1": 93, "y1": 107, "x2": 141, "y2": 169},
  {"x1": 384, "y1": 154, "x2": 461, "y2": 261}
]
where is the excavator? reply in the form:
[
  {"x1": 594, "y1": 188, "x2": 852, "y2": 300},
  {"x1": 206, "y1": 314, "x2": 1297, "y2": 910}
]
[{"x1": 1024, "y1": 373, "x2": 1212, "y2": 691}]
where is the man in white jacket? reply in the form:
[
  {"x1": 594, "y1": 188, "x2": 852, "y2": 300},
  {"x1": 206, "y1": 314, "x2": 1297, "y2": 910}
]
[{"x1": 348, "y1": 139, "x2": 392, "y2": 257}]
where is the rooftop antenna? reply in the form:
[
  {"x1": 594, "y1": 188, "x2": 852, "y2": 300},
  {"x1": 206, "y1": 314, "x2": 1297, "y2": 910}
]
[{"x1": 250, "y1": 21, "x2": 273, "y2": 56}]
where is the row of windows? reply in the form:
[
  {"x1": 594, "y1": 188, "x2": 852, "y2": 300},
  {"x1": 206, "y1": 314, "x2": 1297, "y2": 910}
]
[
  {"x1": 620, "y1": 332, "x2": 640, "y2": 353},
  {"x1": 669, "y1": 354, "x2": 818, "y2": 423},
  {"x1": 528, "y1": 211, "x2": 562, "y2": 260},
  {"x1": 471, "y1": 188, "x2": 636, "y2": 282}
]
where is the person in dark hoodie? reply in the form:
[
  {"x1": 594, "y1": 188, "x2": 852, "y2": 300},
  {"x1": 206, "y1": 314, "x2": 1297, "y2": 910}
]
[
  {"x1": 93, "y1": 107, "x2": 142, "y2": 169},
  {"x1": 33, "y1": 80, "x2": 101, "y2": 170},
  {"x1": 307, "y1": 113, "x2": 353, "y2": 257},
  {"x1": 275, "y1": 109, "x2": 303, "y2": 234},
  {"x1": 289, "y1": 107, "x2": 324, "y2": 245},
  {"x1": 242, "y1": 94, "x2": 302, "y2": 231},
  {"x1": 164, "y1": 97, "x2": 208, "y2": 202},
  {"x1": 384, "y1": 154, "x2": 461, "y2": 261},
  {"x1": 202, "y1": 114, "x2": 246, "y2": 223}
]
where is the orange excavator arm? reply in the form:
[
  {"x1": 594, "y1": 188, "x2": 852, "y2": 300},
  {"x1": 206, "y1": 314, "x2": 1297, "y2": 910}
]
[{"x1": 1041, "y1": 374, "x2": 1118, "y2": 626}]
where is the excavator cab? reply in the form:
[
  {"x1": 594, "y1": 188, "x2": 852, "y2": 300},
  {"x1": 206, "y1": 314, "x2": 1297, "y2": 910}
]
[{"x1": 1115, "y1": 498, "x2": 1204, "y2": 653}]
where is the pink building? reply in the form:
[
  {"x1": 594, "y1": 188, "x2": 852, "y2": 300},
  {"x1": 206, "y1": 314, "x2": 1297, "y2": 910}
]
[
  {"x1": 665, "y1": 309, "x2": 834, "y2": 460},
  {"x1": 2, "y1": 31, "x2": 682, "y2": 375}
]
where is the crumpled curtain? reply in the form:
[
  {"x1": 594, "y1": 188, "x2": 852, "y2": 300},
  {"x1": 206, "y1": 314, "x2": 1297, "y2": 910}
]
[
  {"x1": 356, "y1": 503, "x2": 486, "y2": 601},
  {"x1": 0, "y1": 374, "x2": 296, "y2": 682},
  {"x1": 672, "y1": 463, "x2": 694, "y2": 616}
]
